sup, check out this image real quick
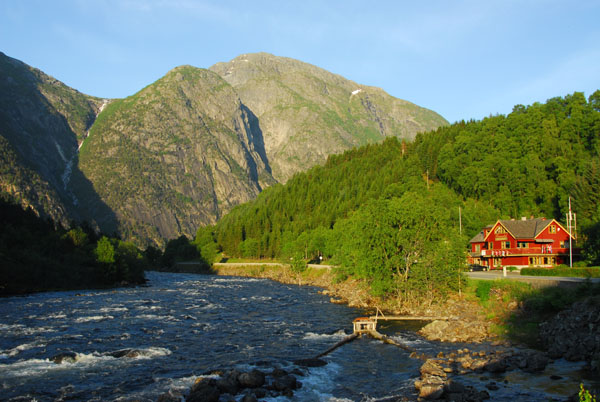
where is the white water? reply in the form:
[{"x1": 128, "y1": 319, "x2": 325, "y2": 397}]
[{"x1": 0, "y1": 272, "x2": 591, "y2": 401}]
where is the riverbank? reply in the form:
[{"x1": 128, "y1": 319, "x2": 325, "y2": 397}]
[
  {"x1": 210, "y1": 263, "x2": 493, "y2": 343},
  {"x1": 185, "y1": 264, "x2": 599, "y2": 401}
]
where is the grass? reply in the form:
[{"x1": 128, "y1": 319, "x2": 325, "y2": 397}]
[{"x1": 465, "y1": 278, "x2": 600, "y2": 348}]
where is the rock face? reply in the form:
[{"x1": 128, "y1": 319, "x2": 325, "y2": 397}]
[
  {"x1": 78, "y1": 66, "x2": 275, "y2": 245},
  {"x1": 210, "y1": 52, "x2": 448, "y2": 183},
  {"x1": 0, "y1": 51, "x2": 105, "y2": 228},
  {"x1": 539, "y1": 295, "x2": 600, "y2": 364}
]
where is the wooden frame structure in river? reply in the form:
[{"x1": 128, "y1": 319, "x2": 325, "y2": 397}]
[{"x1": 353, "y1": 308, "x2": 448, "y2": 335}]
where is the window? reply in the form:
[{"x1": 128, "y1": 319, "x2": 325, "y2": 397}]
[
  {"x1": 501, "y1": 241, "x2": 510, "y2": 249},
  {"x1": 517, "y1": 242, "x2": 528, "y2": 248},
  {"x1": 495, "y1": 226, "x2": 506, "y2": 234},
  {"x1": 475, "y1": 244, "x2": 481, "y2": 252},
  {"x1": 549, "y1": 225, "x2": 556, "y2": 234},
  {"x1": 487, "y1": 242, "x2": 493, "y2": 250}
]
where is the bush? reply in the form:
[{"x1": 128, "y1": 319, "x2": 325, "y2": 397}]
[{"x1": 520, "y1": 267, "x2": 600, "y2": 277}]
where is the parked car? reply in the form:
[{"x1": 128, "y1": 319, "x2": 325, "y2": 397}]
[{"x1": 468, "y1": 264, "x2": 488, "y2": 272}]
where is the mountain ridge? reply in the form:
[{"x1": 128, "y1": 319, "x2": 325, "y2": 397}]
[
  {"x1": 210, "y1": 52, "x2": 448, "y2": 182},
  {"x1": 0, "y1": 51, "x2": 448, "y2": 246}
]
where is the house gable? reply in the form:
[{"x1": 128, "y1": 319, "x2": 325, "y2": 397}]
[{"x1": 534, "y1": 219, "x2": 573, "y2": 240}]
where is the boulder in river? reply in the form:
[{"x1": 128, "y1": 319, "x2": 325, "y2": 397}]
[
  {"x1": 186, "y1": 378, "x2": 220, "y2": 402},
  {"x1": 237, "y1": 369, "x2": 265, "y2": 388},
  {"x1": 50, "y1": 351, "x2": 77, "y2": 364},
  {"x1": 105, "y1": 348, "x2": 141, "y2": 358}
]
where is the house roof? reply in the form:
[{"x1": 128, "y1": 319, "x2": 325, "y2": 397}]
[
  {"x1": 498, "y1": 218, "x2": 552, "y2": 239},
  {"x1": 469, "y1": 231, "x2": 485, "y2": 243},
  {"x1": 472, "y1": 218, "x2": 573, "y2": 243}
]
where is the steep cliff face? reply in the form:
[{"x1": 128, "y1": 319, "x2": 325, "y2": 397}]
[
  {"x1": 210, "y1": 53, "x2": 448, "y2": 182},
  {"x1": 78, "y1": 66, "x2": 275, "y2": 245},
  {"x1": 0, "y1": 52, "x2": 103, "y2": 226}
]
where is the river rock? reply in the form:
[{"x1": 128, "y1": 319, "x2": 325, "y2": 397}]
[
  {"x1": 50, "y1": 351, "x2": 77, "y2": 364},
  {"x1": 238, "y1": 369, "x2": 265, "y2": 388},
  {"x1": 157, "y1": 391, "x2": 182, "y2": 402},
  {"x1": 216, "y1": 375, "x2": 239, "y2": 395},
  {"x1": 444, "y1": 379, "x2": 465, "y2": 394},
  {"x1": 272, "y1": 374, "x2": 299, "y2": 392},
  {"x1": 520, "y1": 351, "x2": 549, "y2": 373},
  {"x1": 186, "y1": 378, "x2": 220, "y2": 402},
  {"x1": 539, "y1": 295, "x2": 600, "y2": 363},
  {"x1": 415, "y1": 377, "x2": 445, "y2": 400},
  {"x1": 105, "y1": 348, "x2": 141, "y2": 358},
  {"x1": 420, "y1": 359, "x2": 447, "y2": 378},
  {"x1": 270, "y1": 368, "x2": 288, "y2": 377},
  {"x1": 485, "y1": 358, "x2": 507, "y2": 373},
  {"x1": 419, "y1": 319, "x2": 489, "y2": 343},
  {"x1": 240, "y1": 394, "x2": 258, "y2": 402}
]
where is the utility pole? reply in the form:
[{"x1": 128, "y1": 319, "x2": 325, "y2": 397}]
[
  {"x1": 568, "y1": 197, "x2": 573, "y2": 268},
  {"x1": 459, "y1": 206, "x2": 462, "y2": 235}
]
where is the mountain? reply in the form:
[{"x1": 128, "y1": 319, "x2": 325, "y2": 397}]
[
  {"x1": 1, "y1": 52, "x2": 448, "y2": 246},
  {"x1": 0, "y1": 51, "x2": 106, "y2": 227},
  {"x1": 77, "y1": 66, "x2": 275, "y2": 245},
  {"x1": 210, "y1": 53, "x2": 448, "y2": 182}
]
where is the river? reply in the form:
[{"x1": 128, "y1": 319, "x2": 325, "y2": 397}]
[{"x1": 0, "y1": 272, "x2": 590, "y2": 401}]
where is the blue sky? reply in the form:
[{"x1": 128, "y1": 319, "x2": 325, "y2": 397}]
[{"x1": 1, "y1": 0, "x2": 599, "y2": 123}]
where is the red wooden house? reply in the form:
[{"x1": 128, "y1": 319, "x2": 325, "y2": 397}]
[{"x1": 469, "y1": 217, "x2": 578, "y2": 269}]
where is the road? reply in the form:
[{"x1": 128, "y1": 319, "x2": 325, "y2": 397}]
[{"x1": 211, "y1": 262, "x2": 333, "y2": 270}]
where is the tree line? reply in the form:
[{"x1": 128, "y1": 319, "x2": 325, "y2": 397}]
[
  {"x1": 0, "y1": 195, "x2": 149, "y2": 296},
  {"x1": 190, "y1": 91, "x2": 600, "y2": 305}
]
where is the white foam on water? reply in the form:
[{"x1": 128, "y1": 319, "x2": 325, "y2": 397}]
[
  {"x1": 250, "y1": 295, "x2": 272, "y2": 301},
  {"x1": 0, "y1": 358, "x2": 57, "y2": 379},
  {"x1": 199, "y1": 303, "x2": 221, "y2": 310},
  {"x1": 0, "y1": 323, "x2": 56, "y2": 335},
  {"x1": 0, "y1": 323, "x2": 24, "y2": 332},
  {"x1": 99, "y1": 307, "x2": 128, "y2": 313},
  {"x1": 290, "y1": 362, "x2": 347, "y2": 401},
  {"x1": 214, "y1": 277, "x2": 262, "y2": 283},
  {"x1": 389, "y1": 334, "x2": 429, "y2": 348},
  {"x1": 0, "y1": 347, "x2": 173, "y2": 380},
  {"x1": 74, "y1": 315, "x2": 114, "y2": 323},
  {"x1": 135, "y1": 314, "x2": 177, "y2": 321},
  {"x1": 43, "y1": 312, "x2": 67, "y2": 320},
  {"x1": 303, "y1": 329, "x2": 348, "y2": 341},
  {"x1": 137, "y1": 305, "x2": 162, "y2": 311},
  {"x1": 3, "y1": 341, "x2": 45, "y2": 357},
  {"x1": 135, "y1": 347, "x2": 172, "y2": 359}
]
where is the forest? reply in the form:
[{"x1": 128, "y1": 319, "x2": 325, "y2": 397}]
[
  {"x1": 195, "y1": 91, "x2": 600, "y2": 304},
  {"x1": 0, "y1": 195, "x2": 148, "y2": 295}
]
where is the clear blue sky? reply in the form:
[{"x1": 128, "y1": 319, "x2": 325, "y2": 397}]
[{"x1": 1, "y1": 0, "x2": 599, "y2": 123}]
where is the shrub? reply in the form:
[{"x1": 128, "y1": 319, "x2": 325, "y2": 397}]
[{"x1": 520, "y1": 268, "x2": 600, "y2": 278}]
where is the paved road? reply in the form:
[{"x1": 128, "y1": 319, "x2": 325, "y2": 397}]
[
  {"x1": 212, "y1": 262, "x2": 333, "y2": 270},
  {"x1": 466, "y1": 270, "x2": 600, "y2": 284}
]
